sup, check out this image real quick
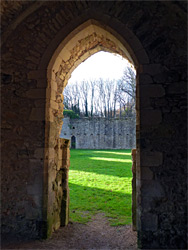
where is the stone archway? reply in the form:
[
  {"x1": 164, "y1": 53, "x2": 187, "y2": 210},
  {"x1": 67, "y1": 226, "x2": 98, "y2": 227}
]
[
  {"x1": 2, "y1": 2, "x2": 186, "y2": 248},
  {"x1": 43, "y1": 19, "x2": 148, "y2": 238}
]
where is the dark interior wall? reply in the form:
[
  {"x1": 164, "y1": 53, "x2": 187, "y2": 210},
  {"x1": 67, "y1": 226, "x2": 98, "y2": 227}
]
[{"x1": 1, "y1": 1, "x2": 187, "y2": 248}]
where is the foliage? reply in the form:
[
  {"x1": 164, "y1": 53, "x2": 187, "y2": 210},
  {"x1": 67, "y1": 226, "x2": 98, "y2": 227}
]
[
  {"x1": 69, "y1": 149, "x2": 132, "y2": 226},
  {"x1": 63, "y1": 109, "x2": 79, "y2": 119}
]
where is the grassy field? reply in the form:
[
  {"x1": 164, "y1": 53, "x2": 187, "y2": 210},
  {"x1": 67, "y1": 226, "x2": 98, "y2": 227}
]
[{"x1": 69, "y1": 149, "x2": 132, "y2": 226}]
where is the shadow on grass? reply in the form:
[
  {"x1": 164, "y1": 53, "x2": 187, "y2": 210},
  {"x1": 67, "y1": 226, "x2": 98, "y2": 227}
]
[{"x1": 69, "y1": 182, "x2": 132, "y2": 225}]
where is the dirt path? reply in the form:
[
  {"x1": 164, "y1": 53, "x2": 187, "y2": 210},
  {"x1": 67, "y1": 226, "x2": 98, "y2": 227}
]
[{"x1": 2, "y1": 214, "x2": 137, "y2": 250}]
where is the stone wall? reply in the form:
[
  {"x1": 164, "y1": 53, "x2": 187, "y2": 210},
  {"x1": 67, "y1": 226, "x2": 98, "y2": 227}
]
[
  {"x1": 1, "y1": 1, "x2": 187, "y2": 249},
  {"x1": 45, "y1": 138, "x2": 70, "y2": 238},
  {"x1": 60, "y1": 117, "x2": 136, "y2": 149},
  {"x1": 131, "y1": 149, "x2": 137, "y2": 231}
]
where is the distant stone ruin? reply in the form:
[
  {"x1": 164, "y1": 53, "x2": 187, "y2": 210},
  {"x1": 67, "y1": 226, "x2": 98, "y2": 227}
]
[{"x1": 60, "y1": 117, "x2": 136, "y2": 149}]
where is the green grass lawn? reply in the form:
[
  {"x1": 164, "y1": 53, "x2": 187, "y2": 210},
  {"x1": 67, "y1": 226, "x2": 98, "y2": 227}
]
[{"x1": 69, "y1": 149, "x2": 132, "y2": 226}]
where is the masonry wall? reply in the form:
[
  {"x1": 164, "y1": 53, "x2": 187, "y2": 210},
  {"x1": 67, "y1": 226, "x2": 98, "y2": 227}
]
[
  {"x1": 60, "y1": 117, "x2": 136, "y2": 149},
  {"x1": 1, "y1": 1, "x2": 187, "y2": 249}
]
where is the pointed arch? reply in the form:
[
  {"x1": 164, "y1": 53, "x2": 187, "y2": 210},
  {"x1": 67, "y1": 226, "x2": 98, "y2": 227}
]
[{"x1": 43, "y1": 18, "x2": 149, "y2": 238}]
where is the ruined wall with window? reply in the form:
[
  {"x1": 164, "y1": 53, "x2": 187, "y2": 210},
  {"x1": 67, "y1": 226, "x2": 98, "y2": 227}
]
[{"x1": 61, "y1": 117, "x2": 136, "y2": 149}]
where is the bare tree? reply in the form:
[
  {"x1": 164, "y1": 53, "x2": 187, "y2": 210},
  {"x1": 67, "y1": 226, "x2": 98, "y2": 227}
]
[
  {"x1": 116, "y1": 67, "x2": 136, "y2": 117},
  {"x1": 118, "y1": 68, "x2": 136, "y2": 99},
  {"x1": 80, "y1": 80, "x2": 90, "y2": 117},
  {"x1": 63, "y1": 66, "x2": 136, "y2": 118},
  {"x1": 90, "y1": 80, "x2": 95, "y2": 117}
]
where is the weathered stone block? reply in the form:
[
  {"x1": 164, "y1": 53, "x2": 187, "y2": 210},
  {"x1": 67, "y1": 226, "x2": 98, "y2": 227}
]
[
  {"x1": 140, "y1": 84, "x2": 165, "y2": 98},
  {"x1": 48, "y1": 148, "x2": 55, "y2": 159},
  {"x1": 28, "y1": 70, "x2": 46, "y2": 80},
  {"x1": 142, "y1": 180, "x2": 165, "y2": 198},
  {"x1": 167, "y1": 81, "x2": 186, "y2": 94},
  {"x1": 26, "y1": 89, "x2": 46, "y2": 99},
  {"x1": 46, "y1": 108, "x2": 54, "y2": 122},
  {"x1": 49, "y1": 100, "x2": 59, "y2": 110},
  {"x1": 27, "y1": 182, "x2": 41, "y2": 196},
  {"x1": 142, "y1": 213, "x2": 158, "y2": 231},
  {"x1": 141, "y1": 151, "x2": 163, "y2": 167},
  {"x1": 29, "y1": 108, "x2": 45, "y2": 121},
  {"x1": 139, "y1": 73, "x2": 153, "y2": 85},
  {"x1": 34, "y1": 99, "x2": 46, "y2": 108},
  {"x1": 141, "y1": 167, "x2": 153, "y2": 180},
  {"x1": 141, "y1": 110, "x2": 162, "y2": 126},
  {"x1": 142, "y1": 64, "x2": 163, "y2": 76},
  {"x1": 139, "y1": 96, "x2": 151, "y2": 109},
  {"x1": 141, "y1": 196, "x2": 154, "y2": 213},
  {"x1": 153, "y1": 72, "x2": 167, "y2": 83},
  {"x1": 34, "y1": 148, "x2": 44, "y2": 159},
  {"x1": 46, "y1": 88, "x2": 57, "y2": 101},
  {"x1": 36, "y1": 79, "x2": 47, "y2": 88}
]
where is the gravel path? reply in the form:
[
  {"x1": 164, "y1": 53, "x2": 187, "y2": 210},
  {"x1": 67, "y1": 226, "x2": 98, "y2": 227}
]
[{"x1": 2, "y1": 214, "x2": 137, "y2": 250}]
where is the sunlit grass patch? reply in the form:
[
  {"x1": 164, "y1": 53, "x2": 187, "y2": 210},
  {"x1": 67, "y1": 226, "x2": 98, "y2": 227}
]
[
  {"x1": 89, "y1": 156, "x2": 132, "y2": 163},
  {"x1": 69, "y1": 149, "x2": 132, "y2": 226},
  {"x1": 95, "y1": 151, "x2": 131, "y2": 156}
]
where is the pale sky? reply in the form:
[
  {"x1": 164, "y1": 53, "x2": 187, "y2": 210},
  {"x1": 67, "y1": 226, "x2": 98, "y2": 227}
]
[{"x1": 68, "y1": 51, "x2": 133, "y2": 84}]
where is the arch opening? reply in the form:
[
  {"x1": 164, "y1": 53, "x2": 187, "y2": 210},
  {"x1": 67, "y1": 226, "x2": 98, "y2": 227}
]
[
  {"x1": 61, "y1": 50, "x2": 136, "y2": 228},
  {"x1": 71, "y1": 136, "x2": 76, "y2": 149},
  {"x1": 45, "y1": 19, "x2": 141, "y2": 238}
]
